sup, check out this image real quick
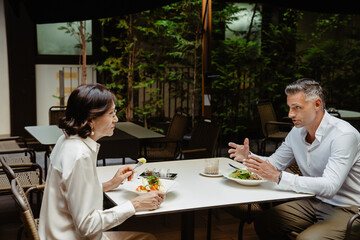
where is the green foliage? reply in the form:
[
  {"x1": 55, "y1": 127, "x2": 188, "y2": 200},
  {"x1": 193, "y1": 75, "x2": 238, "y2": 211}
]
[
  {"x1": 301, "y1": 38, "x2": 360, "y2": 110},
  {"x1": 97, "y1": 0, "x2": 203, "y2": 126},
  {"x1": 97, "y1": 2, "x2": 360, "y2": 139},
  {"x1": 57, "y1": 22, "x2": 92, "y2": 50},
  {"x1": 211, "y1": 38, "x2": 262, "y2": 137},
  {"x1": 97, "y1": 12, "x2": 165, "y2": 124},
  {"x1": 260, "y1": 9, "x2": 304, "y2": 105}
]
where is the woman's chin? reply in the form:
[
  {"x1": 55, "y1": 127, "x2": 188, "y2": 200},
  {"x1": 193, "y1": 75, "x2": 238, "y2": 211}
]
[{"x1": 108, "y1": 129, "x2": 115, "y2": 136}]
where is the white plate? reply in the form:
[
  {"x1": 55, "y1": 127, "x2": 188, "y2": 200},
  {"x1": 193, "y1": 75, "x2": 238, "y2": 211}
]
[
  {"x1": 223, "y1": 169, "x2": 267, "y2": 186},
  {"x1": 199, "y1": 171, "x2": 223, "y2": 177},
  {"x1": 122, "y1": 177, "x2": 176, "y2": 194}
]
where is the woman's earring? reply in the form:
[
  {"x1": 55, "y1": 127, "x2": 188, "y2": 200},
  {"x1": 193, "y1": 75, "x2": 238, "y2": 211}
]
[{"x1": 91, "y1": 127, "x2": 95, "y2": 136}]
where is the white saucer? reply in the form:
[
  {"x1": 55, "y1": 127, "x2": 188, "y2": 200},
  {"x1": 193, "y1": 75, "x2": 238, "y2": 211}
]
[{"x1": 199, "y1": 171, "x2": 223, "y2": 177}]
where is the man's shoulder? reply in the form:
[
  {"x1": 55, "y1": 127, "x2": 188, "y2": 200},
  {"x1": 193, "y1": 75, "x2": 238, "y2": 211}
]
[{"x1": 329, "y1": 116, "x2": 359, "y2": 136}]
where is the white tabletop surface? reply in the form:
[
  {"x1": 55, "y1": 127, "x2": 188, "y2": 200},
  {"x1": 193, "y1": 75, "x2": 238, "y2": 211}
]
[
  {"x1": 115, "y1": 122, "x2": 164, "y2": 139},
  {"x1": 338, "y1": 109, "x2": 360, "y2": 120},
  {"x1": 97, "y1": 157, "x2": 313, "y2": 216},
  {"x1": 25, "y1": 125, "x2": 63, "y2": 145}
]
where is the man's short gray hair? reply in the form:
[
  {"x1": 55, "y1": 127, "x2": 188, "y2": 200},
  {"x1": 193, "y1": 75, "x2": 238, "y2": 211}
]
[{"x1": 285, "y1": 78, "x2": 325, "y2": 110}]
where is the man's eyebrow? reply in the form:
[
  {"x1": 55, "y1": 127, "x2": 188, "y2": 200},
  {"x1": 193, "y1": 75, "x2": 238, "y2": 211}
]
[{"x1": 288, "y1": 103, "x2": 300, "y2": 107}]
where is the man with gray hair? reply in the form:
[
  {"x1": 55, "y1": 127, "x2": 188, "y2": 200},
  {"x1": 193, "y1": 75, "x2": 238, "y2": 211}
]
[{"x1": 228, "y1": 78, "x2": 360, "y2": 239}]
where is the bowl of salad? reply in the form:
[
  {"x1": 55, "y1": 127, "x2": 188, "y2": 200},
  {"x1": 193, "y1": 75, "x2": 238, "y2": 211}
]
[{"x1": 224, "y1": 168, "x2": 267, "y2": 186}]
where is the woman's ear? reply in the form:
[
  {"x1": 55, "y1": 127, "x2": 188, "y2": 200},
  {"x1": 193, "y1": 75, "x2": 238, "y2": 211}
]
[{"x1": 88, "y1": 119, "x2": 94, "y2": 129}]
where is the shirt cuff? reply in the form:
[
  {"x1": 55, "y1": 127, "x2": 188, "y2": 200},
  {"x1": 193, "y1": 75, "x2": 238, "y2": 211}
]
[
  {"x1": 274, "y1": 171, "x2": 293, "y2": 191},
  {"x1": 112, "y1": 200, "x2": 136, "y2": 225}
]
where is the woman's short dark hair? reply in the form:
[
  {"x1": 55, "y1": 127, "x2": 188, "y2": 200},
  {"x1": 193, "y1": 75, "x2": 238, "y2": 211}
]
[{"x1": 59, "y1": 83, "x2": 116, "y2": 138}]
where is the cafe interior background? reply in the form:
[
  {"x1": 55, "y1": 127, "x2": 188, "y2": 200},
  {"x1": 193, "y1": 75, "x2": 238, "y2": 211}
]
[{"x1": 1, "y1": 0, "x2": 360, "y2": 145}]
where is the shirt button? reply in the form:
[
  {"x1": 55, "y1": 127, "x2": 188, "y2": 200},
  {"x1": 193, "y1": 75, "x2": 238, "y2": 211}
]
[{"x1": 307, "y1": 148, "x2": 311, "y2": 152}]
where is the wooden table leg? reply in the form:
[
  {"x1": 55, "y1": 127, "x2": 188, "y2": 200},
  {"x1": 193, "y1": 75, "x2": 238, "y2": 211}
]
[{"x1": 44, "y1": 148, "x2": 50, "y2": 179}]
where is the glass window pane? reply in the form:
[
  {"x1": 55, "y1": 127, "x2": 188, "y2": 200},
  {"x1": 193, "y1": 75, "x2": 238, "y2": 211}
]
[{"x1": 36, "y1": 21, "x2": 92, "y2": 55}]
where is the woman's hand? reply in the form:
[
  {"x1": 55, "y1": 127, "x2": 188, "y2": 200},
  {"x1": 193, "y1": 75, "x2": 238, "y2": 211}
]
[
  {"x1": 243, "y1": 155, "x2": 281, "y2": 183},
  {"x1": 228, "y1": 138, "x2": 250, "y2": 162},
  {"x1": 130, "y1": 192, "x2": 166, "y2": 211},
  {"x1": 102, "y1": 166, "x2": 134, "y2": 192}
]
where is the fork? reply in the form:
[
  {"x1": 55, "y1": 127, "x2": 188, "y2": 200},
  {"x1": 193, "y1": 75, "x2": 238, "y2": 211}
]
[
  {"x1": 229, "y1": 163, "x2": 240, "y2": 170},
  {"x1": 133, "y1": 161, "x2": 144, "y2": 171}
]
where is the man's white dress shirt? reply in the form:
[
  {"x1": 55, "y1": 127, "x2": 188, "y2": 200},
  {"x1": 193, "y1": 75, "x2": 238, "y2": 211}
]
[
  {"x1": 264, "y1": 111, "x2": 360, "y2": 207},
  {"x1": 39, "y1": 135, "x2": 135, "y2": 240}
]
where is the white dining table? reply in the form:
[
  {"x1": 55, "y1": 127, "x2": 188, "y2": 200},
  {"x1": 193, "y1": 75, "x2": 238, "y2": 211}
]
[
  {"x1": 337, "y1": 109, "x2": 360, "y2": 121},
  {"x1": 97, "y1": 157, "x2": 313, "y2": 239},
  {"x1": 25, "y1": 125, "x2": 64, "y2": 178},
  {"x1": 115, "y1": 122, "x2": 164, "y2": 158}
]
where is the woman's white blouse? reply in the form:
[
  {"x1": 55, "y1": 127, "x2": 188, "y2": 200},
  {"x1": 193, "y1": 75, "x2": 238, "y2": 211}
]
[{"x1": 39, "y1": 135, "x2": 135, "y2": 240}]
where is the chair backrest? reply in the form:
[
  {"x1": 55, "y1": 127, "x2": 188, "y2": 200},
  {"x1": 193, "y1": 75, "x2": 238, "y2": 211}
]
[
  {"x1": 0, "y1": 156, "x2": 17, "y2": 181},
  {"x1": 0, "y1": 157, "x2": 39, "y2": 239},
  {"x1": 49, "y1": 106, "x2": 66, "y2": 125},
  {"x1": 256, "y1": 101, "x2": 279, "y2": 136},
  {"x1": 184, "y1": 120, "x2": 221, "y2": 159},
  {"x1": 166, "y1": 113, "x2": 188, "y2": 141},
  {"x1": 11, "y1": 179, "x2": 40, "y2": 240},
  {"x1": 162, "y1": 113, "x2": 188, "y2": 159}
]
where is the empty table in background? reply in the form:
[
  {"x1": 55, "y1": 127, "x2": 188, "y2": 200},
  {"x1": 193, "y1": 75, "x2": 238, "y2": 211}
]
[
  {"x1": 115, "y1": 122, "x2": 164, "y2": 157},
  {"x1": 25, "y1": 125, "x2": 64, "y2": 178},
  {"x1": 97, "y1": 128, "x2": 139, "y2": 164}
]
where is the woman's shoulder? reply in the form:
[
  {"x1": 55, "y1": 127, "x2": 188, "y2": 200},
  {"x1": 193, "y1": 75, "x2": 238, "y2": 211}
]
[
  {"x1": 51, "y1": 136, "x2": 93, "y2": 171},
  {"x1": 61, "y1": 135, "x2": 86, "y2": 150}
]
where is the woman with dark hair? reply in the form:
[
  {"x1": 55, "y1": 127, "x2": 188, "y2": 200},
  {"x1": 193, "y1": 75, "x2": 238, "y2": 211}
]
[{"x1": 39, "y1": 83, "x2": 164, "y2": 240}]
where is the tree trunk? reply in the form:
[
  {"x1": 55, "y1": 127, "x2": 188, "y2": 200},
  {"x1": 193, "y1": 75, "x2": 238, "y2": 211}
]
[
  {"x1": 191, "y1": 29, "x2": 199, "y2": 128},
  {"x1": 126, "y1": 16, "x2": 135, "y2": 121},
  {"x1": 79, "y1": 21, "x2": 87, "y2": 84},
  {"x1": 245, "y1": 4, "x2": 257, "y2": 43}
]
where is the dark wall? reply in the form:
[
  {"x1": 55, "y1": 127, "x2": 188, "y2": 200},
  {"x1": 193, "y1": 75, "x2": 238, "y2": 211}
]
[{"x1": 5, "y1": 0, "x2": 37, "y2": 136}]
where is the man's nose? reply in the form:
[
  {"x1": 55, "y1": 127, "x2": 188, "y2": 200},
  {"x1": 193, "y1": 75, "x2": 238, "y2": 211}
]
[{"x1": 288, "y1": 110, "x2": 295, "y2": 118}]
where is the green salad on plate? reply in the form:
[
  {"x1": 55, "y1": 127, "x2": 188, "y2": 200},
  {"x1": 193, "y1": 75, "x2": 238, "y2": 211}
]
[{"x1": 229, "y1": 169, "x2": 261, "y2": 180}]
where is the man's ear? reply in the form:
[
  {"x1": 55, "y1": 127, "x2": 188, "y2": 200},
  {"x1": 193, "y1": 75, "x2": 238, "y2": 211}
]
[{"x1": 315, "y1": 98, "x2": 322, "y2": 109}]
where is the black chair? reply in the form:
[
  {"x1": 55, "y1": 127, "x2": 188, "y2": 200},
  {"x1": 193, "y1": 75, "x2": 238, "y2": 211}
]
[
  {"x1": 257, "y1": 101, "x2": 293, "y2": 155},
  {"x1": 49, "y1": 106, "x2": 66, "y2": 125},
  {"x1": 143, "y1": 113, "x2": 188, "y2": 161},
  {"x1": 180, "y1": 119, "x2": 221, "y2": 159}
]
